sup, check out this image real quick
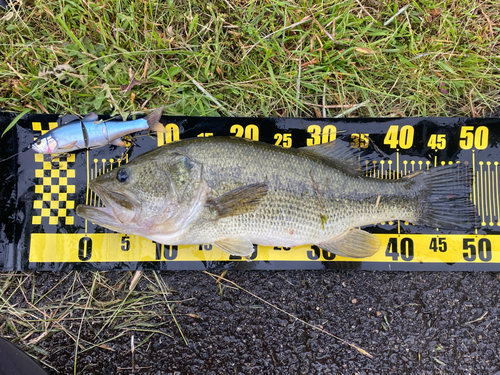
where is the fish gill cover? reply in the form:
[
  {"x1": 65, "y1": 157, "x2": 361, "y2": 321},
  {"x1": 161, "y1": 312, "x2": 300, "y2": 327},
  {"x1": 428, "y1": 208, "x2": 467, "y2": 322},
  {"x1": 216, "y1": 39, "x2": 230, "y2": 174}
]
[{"x1": 0, "y1": 111, "x2": 499, "y2": 271}]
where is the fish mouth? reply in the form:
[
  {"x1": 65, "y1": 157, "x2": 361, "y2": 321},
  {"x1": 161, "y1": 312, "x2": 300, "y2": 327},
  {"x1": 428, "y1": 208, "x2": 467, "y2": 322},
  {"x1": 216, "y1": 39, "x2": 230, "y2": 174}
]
[
  {"x1": 76, "y1": 182, "x2": 137, "y2": 230},
  {"x1": 30, "y1": 142, "x2": 43, "y2": 154},
  {"x1": 76, "y1": 204, "x2": 126, "y2": 232}
]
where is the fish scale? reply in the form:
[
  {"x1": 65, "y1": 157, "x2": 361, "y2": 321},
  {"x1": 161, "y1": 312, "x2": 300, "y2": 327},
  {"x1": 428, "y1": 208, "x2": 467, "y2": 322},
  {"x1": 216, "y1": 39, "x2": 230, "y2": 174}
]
[
  {"x1": 181, "y1": 177, "x2": 414, "y2": 247},
  {"x1": 77, "y1": 137, "x2": 478, "y2": 258}
]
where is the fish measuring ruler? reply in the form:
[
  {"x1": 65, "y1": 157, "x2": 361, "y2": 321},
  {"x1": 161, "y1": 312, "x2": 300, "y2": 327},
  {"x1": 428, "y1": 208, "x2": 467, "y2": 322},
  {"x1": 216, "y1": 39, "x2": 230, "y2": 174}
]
[{"x1": 0, "y1": 113, "x2": 499, "y2": 271}]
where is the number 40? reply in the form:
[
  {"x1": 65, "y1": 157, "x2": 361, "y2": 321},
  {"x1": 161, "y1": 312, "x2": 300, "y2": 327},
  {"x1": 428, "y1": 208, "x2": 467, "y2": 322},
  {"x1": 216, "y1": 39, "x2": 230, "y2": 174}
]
[{"x1": 384, "y1": 125, "x2": 414, "y2": 149}]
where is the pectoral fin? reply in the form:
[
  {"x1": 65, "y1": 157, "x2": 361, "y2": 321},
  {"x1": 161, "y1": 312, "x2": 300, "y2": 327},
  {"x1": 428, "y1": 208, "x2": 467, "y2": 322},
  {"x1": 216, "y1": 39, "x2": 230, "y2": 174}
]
[
  {"x1": 58, "y1": 140, "x2": 78, "y2": 150},
  {"x1": 316, "y1": 228, "x2": 381, "y2": 258},
  {"x1": 207, "y1": 183, "x2": 268, "y2": 219},
  {"x1": 214, "y1": 238, "x2": 255, "y2": 257}
]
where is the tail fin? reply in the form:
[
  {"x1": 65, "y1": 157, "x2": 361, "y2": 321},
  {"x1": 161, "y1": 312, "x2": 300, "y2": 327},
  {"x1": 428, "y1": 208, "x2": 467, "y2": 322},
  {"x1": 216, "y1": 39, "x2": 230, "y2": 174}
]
[
  {"x1": 145, "y1": 106, "x2": 165, "y2": 132},
  {"x1": 412, "y1": 163, "x2": 478, "y2": 230}
]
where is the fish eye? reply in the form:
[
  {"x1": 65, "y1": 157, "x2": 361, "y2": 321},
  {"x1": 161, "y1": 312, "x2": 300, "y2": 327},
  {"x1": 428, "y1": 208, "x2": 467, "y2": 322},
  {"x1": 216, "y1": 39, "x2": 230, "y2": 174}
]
[
  {"x1": 36, "y1": 140, "x2": 41, "y2": 145},
  {"x1": 116, "y1": 168, "x2": 129, "y2": 183}
]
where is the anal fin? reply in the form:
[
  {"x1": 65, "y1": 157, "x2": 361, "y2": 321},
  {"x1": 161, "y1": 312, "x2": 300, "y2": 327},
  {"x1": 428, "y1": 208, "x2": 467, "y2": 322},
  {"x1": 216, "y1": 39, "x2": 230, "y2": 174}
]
[
  {"x1": 214, "y1": 238, "x2": 255, "y2": 257},
  {"x1": 316, "y1": 228, "x2": 381, "y2": 258}
]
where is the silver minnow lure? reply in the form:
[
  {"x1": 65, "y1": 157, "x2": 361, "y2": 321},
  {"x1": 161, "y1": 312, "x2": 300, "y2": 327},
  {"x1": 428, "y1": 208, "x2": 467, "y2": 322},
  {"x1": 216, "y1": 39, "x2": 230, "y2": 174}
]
[{"x1": 30, "y1": 106, "x2": 165, "y2": 154}]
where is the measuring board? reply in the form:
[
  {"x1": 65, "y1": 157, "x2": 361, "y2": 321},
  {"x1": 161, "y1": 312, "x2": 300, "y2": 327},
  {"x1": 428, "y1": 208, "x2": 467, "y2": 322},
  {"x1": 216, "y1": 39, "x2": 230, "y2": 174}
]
[{"x1": 0, "y1": 113, "x2": 499, "y2": 271}]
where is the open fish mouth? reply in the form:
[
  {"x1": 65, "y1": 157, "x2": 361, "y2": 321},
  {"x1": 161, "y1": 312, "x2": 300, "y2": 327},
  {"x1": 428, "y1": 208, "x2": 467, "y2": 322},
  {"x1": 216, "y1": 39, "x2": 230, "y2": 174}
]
[
  {"x1": 76, "y1": 204, "x2": 120, "y2": 227},
  {"x1": 76, "y1": 184, "x2": 136, "y2": 229}
]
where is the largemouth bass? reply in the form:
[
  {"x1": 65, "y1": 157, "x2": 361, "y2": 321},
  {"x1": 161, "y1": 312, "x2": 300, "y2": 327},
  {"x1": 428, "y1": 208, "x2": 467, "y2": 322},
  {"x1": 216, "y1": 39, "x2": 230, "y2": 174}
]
[
  {"x1": 76, "y1": 137, "x2": 478, "y2": 258},
  {"x1": 31, "y1": 106, "x2": 165, "y2": 154}
]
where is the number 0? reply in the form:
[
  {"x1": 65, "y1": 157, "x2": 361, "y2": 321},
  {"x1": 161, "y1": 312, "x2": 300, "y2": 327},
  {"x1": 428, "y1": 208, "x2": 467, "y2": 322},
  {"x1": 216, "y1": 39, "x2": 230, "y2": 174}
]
[{"x1": 78, "y1": 237, "x2": 92, "y2": 261}]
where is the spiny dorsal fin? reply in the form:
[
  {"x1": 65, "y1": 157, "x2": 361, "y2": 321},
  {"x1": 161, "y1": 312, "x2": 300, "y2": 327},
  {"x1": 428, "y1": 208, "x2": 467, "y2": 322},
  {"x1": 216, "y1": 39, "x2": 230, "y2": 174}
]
[
  {"x1": 214, "y1": 238, "x2": 255, "y2": 256},
  {"x1": 82, "y1": 112, "x2": 99, "y2": 122},
  {"x1": 316, "y1": 228, "x2": 381, "y2": 258},
  {"x1": 207, "y1": 183, "x2": 268, "y2": 219}
]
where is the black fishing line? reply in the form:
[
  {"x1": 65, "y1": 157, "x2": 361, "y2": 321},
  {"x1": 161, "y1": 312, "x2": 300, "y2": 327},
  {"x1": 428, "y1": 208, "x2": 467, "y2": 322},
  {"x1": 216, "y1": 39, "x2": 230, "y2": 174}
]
[{"x1": 0, "y1": 145, "x2": 30, "y2": 162}]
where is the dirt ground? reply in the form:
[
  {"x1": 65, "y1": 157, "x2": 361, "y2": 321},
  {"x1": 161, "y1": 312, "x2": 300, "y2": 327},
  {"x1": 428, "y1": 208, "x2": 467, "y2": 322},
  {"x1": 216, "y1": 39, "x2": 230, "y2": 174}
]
[{"x1": 12, "y1": 270, "x2": 499, "y2": 374}]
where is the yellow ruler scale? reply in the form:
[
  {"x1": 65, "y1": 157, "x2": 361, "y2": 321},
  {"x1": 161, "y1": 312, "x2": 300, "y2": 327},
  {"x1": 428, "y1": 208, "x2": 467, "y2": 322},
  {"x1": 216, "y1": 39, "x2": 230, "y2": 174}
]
[
  {"x1": 29, "y1": 234, "x2": 499, "y2": 265},
  {"x1": 11, "y1": 115, "x2": 499, "y2": 271}
]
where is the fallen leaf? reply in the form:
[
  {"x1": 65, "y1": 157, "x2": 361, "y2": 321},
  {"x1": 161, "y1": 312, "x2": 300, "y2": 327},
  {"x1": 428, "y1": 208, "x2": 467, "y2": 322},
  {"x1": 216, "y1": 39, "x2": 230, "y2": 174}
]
[
  {"x1": 184, "y1": 313, "x2": 201, "y2": 319},
  {"x1": 99, "y1": 344, "x2": 115, "y2": 351},
  {"x1": 120, "y1": 79, "x2": 146, "y2": 92},
  {"x1": 129, "y1": 270, "x2": 142, "y2": 291},
  {"x1": 354, "y1": 47, "x2": 375, "y2": 54},
  {"x1": 54, "y1": 64, "x2": 75, "y2": 78},
  {"x1": 438, "y1": 82, "x2": 448, "y2": 95}
]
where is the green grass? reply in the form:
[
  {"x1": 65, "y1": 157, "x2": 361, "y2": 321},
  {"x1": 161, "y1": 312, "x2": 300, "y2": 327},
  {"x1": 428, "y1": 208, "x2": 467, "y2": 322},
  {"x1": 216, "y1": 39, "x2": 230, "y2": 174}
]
[
  {"x1": 1, "y1": 0, "x2": 499, "y2": 118},
  {"x1": 1, "y1": 0, "x2": 500, "y2": 372}
]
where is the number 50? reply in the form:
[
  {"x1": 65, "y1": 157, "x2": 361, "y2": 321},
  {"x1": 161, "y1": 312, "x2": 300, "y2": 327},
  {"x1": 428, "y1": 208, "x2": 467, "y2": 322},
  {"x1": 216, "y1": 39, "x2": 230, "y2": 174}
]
[{"x1": 459, "y1": 126, "x2": 488, "y2": 150}]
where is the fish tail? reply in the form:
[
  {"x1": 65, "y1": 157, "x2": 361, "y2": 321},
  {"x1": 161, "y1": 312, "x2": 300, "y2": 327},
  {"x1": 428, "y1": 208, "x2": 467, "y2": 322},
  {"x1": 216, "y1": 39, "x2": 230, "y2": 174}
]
[
  {"x1": 412, "y1": 163, "x2": 479, "y2": 230},
  {"x1": 145, "y1": 106, "x2": 165, "y2": 132}
]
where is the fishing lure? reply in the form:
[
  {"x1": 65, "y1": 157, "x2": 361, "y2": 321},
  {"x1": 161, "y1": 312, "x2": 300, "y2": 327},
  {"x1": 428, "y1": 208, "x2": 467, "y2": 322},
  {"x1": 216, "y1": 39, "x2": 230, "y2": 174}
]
[{"x1": 30, "y1": 106, "x2": 165, "y2": 154}]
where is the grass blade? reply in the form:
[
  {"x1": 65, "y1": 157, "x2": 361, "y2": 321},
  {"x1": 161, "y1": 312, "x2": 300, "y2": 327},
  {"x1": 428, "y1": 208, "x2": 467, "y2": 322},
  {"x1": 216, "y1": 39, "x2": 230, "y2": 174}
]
[{"x1": 2, "y1": 109, "x2": 30, "y2": 137}]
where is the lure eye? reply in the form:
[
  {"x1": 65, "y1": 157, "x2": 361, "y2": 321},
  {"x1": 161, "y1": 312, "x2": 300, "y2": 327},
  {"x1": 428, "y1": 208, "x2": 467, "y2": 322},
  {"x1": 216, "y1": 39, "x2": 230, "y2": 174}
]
[
  {"x1": 36, "y1": 140, "x2": 41, "y2": 145},
  {"x1": 116, "y1": 168, "x2": 129, "y2": 183}
]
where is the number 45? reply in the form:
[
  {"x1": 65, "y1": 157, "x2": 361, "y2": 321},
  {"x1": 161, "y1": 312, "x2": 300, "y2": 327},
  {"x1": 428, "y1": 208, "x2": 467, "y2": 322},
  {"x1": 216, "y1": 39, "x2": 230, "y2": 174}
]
[
  {"x1": 427, "y1": 134, "x2": 446, "y2": 150},
  {"x1": 429, "y1": 237, "x2": 447, "y2": 252}
]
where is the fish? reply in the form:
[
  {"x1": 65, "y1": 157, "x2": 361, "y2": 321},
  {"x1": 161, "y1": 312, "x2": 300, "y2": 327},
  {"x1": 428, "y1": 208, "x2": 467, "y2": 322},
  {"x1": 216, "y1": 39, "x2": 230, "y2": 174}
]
[
  {"x1": 30, "y1": 106, "x2": 165, "y2": 154},
  {"x1": 76, "y1": 137, "x2": 478, "y2": 258}
]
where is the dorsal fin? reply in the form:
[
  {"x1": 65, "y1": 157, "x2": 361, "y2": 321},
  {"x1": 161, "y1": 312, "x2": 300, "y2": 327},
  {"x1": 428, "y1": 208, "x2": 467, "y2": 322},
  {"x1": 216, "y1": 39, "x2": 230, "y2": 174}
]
[
  {"x1": 82, "y1": 112, "x2": 99, "y2": 122},
  {"x1": 300, "y1": 139, "x2": 362, "y2": 162},
  {"x1": 57, "y1": 114, "x2": 80, "y2": 126},
  {"x1": 300, "y1": 137, "x2": 382, "y2": 176}
]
